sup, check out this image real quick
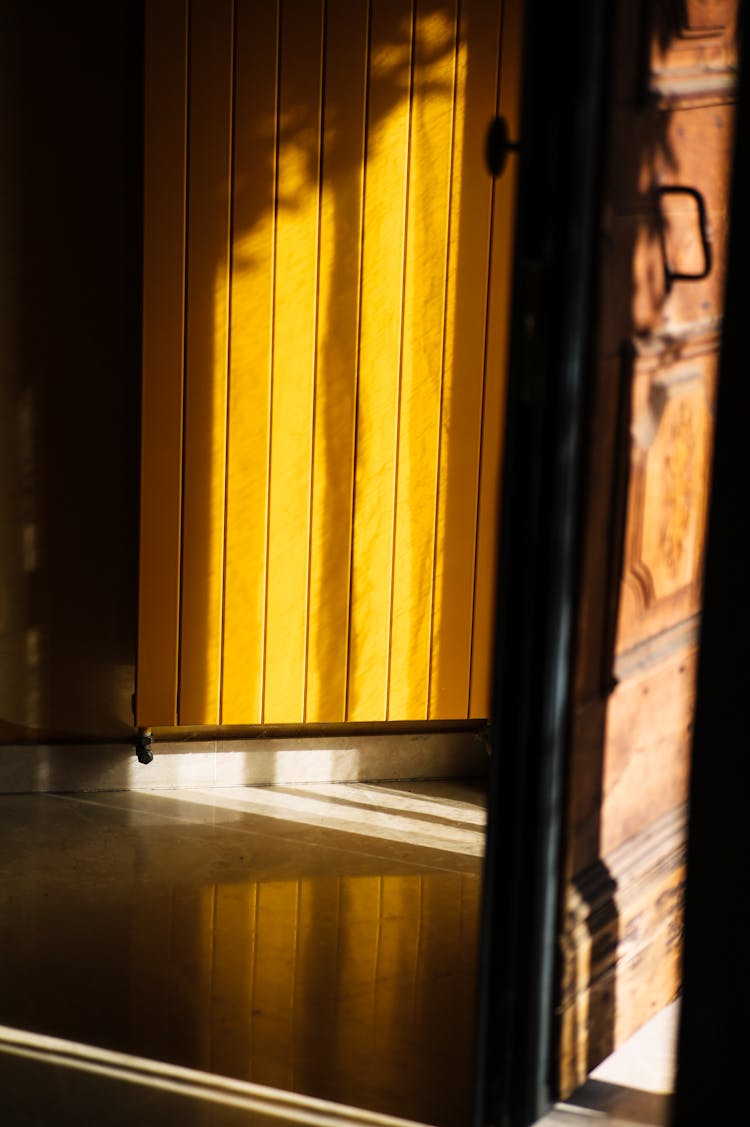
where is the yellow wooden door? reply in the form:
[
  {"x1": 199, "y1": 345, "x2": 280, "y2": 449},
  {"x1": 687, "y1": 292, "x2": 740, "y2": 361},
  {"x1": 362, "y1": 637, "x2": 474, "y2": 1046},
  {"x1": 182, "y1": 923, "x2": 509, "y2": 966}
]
[{"x1": 137, "y1": 0, "x2": 522, "y2": 727}]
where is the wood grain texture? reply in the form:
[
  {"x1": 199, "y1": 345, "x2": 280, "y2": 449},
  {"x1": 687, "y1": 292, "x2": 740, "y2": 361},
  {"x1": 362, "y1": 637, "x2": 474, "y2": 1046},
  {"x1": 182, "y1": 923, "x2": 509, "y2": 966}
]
[
  {"x1": 649, "y1": 0, "x2": 737, "y2": 102},
  {"x1": 603, "y1": 641, "x2": 697, "y2": 856},
  {"x1": 559, "y1": 0, "x2": 738, "y2": 1089},
  {"x1": 597, "y1": 103, "x2": 734, "y2": 356},
  {"x1": 616, "y1": 337, "x2": 717, "y2": 655},
  {"x1": 558, "y1": 805, "x2": 687, "y2": 1096}
]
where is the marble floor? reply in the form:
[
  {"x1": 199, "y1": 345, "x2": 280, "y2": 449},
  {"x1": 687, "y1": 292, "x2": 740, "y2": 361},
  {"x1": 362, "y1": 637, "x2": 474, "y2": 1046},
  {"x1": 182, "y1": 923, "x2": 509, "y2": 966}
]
[
  {"x1": 0, "y1": 779, "x2": 486, "y2": 1127},
  {"x1": 0, "y1": 777, "x2": 681, "y2": 1127}
]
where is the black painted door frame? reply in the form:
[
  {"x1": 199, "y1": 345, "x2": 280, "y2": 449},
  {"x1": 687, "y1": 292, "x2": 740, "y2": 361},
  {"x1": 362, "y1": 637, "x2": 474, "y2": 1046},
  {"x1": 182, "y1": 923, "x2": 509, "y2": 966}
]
[{"x1": 473, "y1": 2, "x2": 613, "y2": 1123}]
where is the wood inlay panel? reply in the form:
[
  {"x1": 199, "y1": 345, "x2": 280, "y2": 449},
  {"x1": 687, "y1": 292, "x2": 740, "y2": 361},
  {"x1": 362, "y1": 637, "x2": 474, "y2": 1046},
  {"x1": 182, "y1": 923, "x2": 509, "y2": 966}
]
[{"x1": 617, "y1": 336, "x2": 717, "y2": 655}]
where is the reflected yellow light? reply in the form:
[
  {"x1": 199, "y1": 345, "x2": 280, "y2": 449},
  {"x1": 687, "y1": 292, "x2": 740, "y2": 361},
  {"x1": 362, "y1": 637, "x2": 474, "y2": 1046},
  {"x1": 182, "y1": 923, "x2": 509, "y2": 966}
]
[
  {"x1": 0, "y1": 1023, "x2": 428, "y2": 1125},
  {"x1": 1, "y1": 785, "x2": 483, "y2": 1121}
]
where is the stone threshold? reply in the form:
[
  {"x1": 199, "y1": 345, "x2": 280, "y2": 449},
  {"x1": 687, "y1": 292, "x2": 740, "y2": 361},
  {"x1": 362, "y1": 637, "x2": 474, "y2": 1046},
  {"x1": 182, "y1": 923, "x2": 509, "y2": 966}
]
[{"x1": 0, "y1": 729, "x2": 488, "y2": 794}]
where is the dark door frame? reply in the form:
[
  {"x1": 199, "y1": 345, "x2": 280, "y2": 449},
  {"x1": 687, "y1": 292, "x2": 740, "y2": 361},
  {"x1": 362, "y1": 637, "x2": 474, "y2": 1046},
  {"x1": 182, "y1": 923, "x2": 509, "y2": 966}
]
[
  {"x1": 473, "y1": 1, "x2": 613, "y2": 1123},
  {"x1": 475, "y1": 2, "x2": 748, "y2": 1125}
]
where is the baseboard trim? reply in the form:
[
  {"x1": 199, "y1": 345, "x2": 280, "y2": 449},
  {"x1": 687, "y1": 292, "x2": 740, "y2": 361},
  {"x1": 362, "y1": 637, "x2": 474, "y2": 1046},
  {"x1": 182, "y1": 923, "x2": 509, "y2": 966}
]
[{"x1": 0, "y1": 730, "x2": 488, "y2": 794}]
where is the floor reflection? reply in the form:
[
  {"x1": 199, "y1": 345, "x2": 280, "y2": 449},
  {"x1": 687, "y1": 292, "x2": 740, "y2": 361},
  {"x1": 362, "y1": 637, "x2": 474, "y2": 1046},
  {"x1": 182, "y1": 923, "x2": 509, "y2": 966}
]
[{"x1": 0, "y1": 780, "x2": 484, "y2": 1126}]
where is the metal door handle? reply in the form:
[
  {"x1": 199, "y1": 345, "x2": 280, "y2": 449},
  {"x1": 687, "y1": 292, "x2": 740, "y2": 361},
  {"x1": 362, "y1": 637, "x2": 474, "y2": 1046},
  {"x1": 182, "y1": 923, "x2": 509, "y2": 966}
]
[{"x1": 657, "y1": 185, "x2": 712, "y2": 291}]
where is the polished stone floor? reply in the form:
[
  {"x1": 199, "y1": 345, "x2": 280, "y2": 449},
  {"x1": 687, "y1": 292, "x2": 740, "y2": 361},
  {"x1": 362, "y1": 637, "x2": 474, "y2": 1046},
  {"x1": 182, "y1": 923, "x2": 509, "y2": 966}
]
[{"x1": 0, "y1": 780, "x2": 485, "y2": 1127}]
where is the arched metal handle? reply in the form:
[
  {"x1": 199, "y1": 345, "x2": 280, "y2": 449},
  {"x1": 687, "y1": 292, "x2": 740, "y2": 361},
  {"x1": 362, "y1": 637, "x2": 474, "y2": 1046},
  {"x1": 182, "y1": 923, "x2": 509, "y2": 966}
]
[{"x1": 657, "y1": 185, "x2": 712, "y2": 292}]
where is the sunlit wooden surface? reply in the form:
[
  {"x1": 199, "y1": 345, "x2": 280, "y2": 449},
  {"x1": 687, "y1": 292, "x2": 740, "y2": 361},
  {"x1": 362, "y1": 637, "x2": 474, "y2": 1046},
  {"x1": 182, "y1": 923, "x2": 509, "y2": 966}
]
[{"x1": 138, "y1": 0, "x2": 523, "y2": 727}]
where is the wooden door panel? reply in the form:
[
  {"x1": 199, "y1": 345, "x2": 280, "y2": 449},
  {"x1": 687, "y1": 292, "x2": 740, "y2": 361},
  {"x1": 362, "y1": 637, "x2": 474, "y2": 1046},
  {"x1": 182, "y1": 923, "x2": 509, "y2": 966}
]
[
  {"x1": 178, "y1": 0, "x2": 234, "y2": 725},
  {"x1": 559, "y1": 0, "x2": 738, "y2": 1094},
  {"x1": 221, "y1": 0, "x2": 282, "y2": 724},
  {"x1": 602, "y1": 643, "x2": 697, "y2": 855},
  {"x1": 262, "y1": 0, "x2": 326, "y2": 725},
  {"x1": 346, "y1": 0, "x2": 432, "y2": 724},
  {"x1": 608, "y1": 104, "x2": 735, "y2": 215},
  {"x1": 432, "y1": 0, "x2": 520, "y2": 720},
  {"x1": 600, "y1": 210, "x2": 730, "y2": 352},
  {"x1": 138, "y1": 0, "x2": 522, "y2": 727},
  {"x1": 681, "y1": 0, "x2": 733, "y2": 32},
  {"x1": 136, "y1": 0, "x2": 189, "y2": 726},
  {"x1": 303, "y1": 0, "x2": 370, "y2": 725},
  {"x1": 650, "y1": 1, "x2": 737, "y2": 88},
  {"x1": 598, "y1": 103, "x2": 733, "y2": 354},
  {"x1": 616, "y1": 336, "x2": 717, "y2": 654}
]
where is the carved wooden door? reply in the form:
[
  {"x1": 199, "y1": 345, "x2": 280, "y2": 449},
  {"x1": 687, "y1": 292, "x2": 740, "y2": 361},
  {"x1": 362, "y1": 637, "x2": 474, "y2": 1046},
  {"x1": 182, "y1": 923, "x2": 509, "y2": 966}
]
[{"x1": 558, "y1": 0, "x2": 739, "y2": 1094}]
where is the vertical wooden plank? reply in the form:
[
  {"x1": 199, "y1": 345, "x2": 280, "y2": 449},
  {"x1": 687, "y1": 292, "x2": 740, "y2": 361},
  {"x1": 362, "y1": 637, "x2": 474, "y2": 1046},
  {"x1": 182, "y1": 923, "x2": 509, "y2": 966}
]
[
  {"x1": 221, "y1": 0, "x2": 279, "y2": 725},
  {"x1": 178, "y1": 0, "x2": 234, "y2": 724},
  {"x1": 388, "y1": 0, "x2": 457, "y2": 720},
  {"x1": 470, "y1": 0, "x2": 523, "y2": 716},
  {"x1": 136, "y1": 0, "x2": 189, "y2": 727},
  {"x1": 163, "y1": 0, "x2": 514, "y2": 728},
  {"x1": 305, "y1": 0, "x2": 369, "y2": 724},
  {"x1": 262, "y1": 0, "x2": 325, "y2": 724},
  {"x1": 429, "y1": 0, "x2": 502, "y2": 719},
  {"x1": 347, "y1": 0, "x2": 414, "y2": 722}
]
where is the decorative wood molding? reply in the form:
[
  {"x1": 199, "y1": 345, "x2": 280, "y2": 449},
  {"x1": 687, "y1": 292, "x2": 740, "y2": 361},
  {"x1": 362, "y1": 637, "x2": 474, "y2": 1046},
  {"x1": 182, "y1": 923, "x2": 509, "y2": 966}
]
[
  {"x1": 630, "y1": 323, "x2": 722, "y2": 359},
  {"x1": 616, "y1": 338, "x2": 716, "y2": 654},
  {"x1": 557, "y1": 804, "x2": 687, "y2": 1097},
  {"x1": 615, "y1": 614, "x2": 700, "y2": 681},
  {"x1": 648, "y1": 0, "x2": 737, "y2": 107}
]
